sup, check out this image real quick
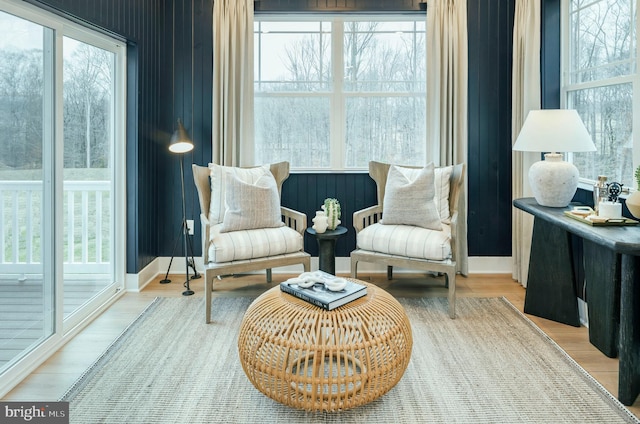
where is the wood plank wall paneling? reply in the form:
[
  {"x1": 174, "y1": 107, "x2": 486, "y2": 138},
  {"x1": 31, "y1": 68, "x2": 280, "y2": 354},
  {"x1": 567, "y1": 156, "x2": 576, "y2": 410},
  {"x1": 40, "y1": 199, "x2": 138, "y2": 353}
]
[
  {"x1": 466, "y1": 0, "x2": 514, "y2": 257},
  {"x1": 541, "y1": 0, "x2": 561, "y2": 109},
  {"x1": 282, "y1": 173, "x2": 377, "y2": 257},
  {"x1": 30, "y1": 0, "x2": 564, "y2": 268}
]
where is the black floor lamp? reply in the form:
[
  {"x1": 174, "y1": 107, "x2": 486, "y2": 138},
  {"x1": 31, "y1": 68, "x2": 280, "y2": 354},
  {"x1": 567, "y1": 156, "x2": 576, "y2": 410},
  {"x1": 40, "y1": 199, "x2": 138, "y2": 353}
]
[{"x1": 160, "y1": 119, "x2": 201, "y2": 296}]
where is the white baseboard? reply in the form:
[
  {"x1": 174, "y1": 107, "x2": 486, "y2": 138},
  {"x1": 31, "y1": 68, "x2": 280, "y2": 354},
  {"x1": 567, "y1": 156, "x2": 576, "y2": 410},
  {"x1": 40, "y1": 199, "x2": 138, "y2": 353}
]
[
  {"x1": 133, "y1": 256, "x2": 514, "y2": 287},
  {"x1": 126, "y1": 257, "x2": 164, "y2": 292}
]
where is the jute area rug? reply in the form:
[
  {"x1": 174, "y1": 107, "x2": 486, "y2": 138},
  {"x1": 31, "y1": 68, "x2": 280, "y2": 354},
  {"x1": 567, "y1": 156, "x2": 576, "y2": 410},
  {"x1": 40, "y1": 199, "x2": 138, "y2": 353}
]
[{"x1": 61, "y1": 296, "x2": 639, "y2": 423}]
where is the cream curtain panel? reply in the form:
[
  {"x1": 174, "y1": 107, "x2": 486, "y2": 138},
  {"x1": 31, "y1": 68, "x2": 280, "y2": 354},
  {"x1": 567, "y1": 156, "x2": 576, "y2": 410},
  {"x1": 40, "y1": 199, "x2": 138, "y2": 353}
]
[
  {"x1": 426, "y1": 0, "x2": 468, "y2": 275},
  {"x1": 212, "y1": 0, "x2": 254, "y2": 166},
  {"x1": 511, "y1": 0, "x2": 541, "y2": 287},
  {"x1": 426, "y1": 0, "x2": 468, "y2": 167}
]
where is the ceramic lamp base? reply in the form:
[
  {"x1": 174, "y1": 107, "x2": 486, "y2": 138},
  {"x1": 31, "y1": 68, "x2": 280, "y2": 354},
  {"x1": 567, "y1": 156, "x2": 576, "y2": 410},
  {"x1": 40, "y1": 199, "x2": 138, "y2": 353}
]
[{"x1": 529, "y1": 153, "x2": 579, "y2": 208}]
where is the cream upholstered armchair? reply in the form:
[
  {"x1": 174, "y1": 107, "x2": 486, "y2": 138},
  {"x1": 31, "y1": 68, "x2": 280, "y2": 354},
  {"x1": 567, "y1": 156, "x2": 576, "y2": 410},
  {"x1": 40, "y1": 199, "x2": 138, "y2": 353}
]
[
  {"x1": 350, "y1": 161, "x2": 467, "y2": 318},
  {"x1": 192, "y1": 162, "x2": 310, "y2": 323}
]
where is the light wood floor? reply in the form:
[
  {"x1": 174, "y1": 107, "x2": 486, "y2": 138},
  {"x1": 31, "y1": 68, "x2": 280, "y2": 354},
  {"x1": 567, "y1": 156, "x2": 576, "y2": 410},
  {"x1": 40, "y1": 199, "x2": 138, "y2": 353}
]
[{"x1": 3, "y1": 272, "x2": 639, "y2": 419}]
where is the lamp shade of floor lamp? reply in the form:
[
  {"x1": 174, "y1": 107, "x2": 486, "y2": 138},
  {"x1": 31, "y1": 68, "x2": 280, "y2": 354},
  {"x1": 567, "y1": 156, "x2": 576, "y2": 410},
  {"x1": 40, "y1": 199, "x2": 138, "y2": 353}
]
[
  {"x1": 169, "y1": 119, "x2": 195, "y2": 296},
  {"x1": 513, "y1": 109, "x2": 596, "y2": 207}
]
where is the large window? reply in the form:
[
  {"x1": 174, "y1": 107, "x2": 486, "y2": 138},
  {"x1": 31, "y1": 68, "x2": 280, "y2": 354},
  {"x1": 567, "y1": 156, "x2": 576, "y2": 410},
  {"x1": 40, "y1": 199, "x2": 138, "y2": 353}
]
[
  {"x1": 562, "y1": 0, "x2": 639, "y2": 189},
  {"x1": 0, "y1": 0, "x2": 126, "y2": 396},
  {"x1": 254, "y1": 16, "x2": 426, "y2": 170}
]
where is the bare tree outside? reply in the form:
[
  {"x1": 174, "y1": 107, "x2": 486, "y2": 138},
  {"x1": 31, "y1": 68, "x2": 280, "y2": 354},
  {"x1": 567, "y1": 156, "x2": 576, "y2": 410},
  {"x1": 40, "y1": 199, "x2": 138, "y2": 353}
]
[
  {"x1": 0, "y1": 49, "x2": 44, "y2": 171},
  {"x1": 0, "y1": 37, "x2": 112, "y2": 175},
  {"x1": 254, "y1": 19, "x2": 426, "y2": 170},
  {"x1": 64, "y1": 40, "x2": 113, "y2": 170},
  {"x1": 567, "y1": 0, "x2": 636, "y2": 188}
]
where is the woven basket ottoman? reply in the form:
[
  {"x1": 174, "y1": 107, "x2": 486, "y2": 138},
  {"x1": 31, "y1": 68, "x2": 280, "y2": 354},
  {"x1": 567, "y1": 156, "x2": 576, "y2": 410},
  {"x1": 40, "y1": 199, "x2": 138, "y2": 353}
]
[{"x1": 237, "y1": 281, "x2": 413, "y2": 412}]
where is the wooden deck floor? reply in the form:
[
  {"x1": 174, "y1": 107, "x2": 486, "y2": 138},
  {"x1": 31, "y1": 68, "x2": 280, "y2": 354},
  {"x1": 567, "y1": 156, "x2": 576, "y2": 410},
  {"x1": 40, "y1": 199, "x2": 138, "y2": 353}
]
[{"x1": 0, "y1": 277, "x2": 108, "y2": 367}]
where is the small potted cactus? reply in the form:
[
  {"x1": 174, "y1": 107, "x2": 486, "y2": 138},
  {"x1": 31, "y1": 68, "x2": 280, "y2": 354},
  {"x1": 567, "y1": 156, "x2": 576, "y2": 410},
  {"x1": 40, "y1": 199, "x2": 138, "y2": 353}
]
[
  {"x1": 626, "y1": 166, "x2": 640, "y2": 219},
  {"x1": 322, "y1": 198, "x2": 341, "y2": 230}
]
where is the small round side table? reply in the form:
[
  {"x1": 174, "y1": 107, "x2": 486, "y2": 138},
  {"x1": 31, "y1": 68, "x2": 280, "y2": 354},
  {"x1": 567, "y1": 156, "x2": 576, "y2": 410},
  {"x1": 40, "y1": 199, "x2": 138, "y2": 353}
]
[
  {"x1": 237, "y1": 282, "x2": 413, "y2": 412},
  {"x1": 306, "y1": 226, "x2": 347, "y2": 275}
]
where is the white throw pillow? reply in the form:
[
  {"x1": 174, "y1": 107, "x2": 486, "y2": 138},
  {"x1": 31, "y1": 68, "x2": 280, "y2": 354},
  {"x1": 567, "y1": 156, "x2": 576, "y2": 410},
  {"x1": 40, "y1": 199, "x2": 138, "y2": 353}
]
[
  {"x1": 381, "y1": 163, "x2": 442, "y2": 231},
  {"x1": 219, "y1": 171, "x2": 284, "y2": 233},
  {"x1": 208, "y1": 164, "x2": 270, "y2": 224},
  {"x1": 389, "y1": 164, "x2": 453, "y2": 224}
]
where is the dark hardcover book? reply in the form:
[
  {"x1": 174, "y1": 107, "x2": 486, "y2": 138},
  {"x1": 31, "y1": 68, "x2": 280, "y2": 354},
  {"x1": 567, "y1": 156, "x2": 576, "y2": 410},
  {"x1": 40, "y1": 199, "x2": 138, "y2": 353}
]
[{"x1": 280, "y1": 272, "x2": 367, "y2": 310}]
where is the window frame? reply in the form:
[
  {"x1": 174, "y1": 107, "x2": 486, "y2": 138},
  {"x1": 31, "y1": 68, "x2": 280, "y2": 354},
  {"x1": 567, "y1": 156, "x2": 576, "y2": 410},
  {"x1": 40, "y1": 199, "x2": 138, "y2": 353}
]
[
  {"x1": 560, "y1": 0, "x2": 640, "y2": 190},
  {"x1": 254, "y1": 13, "x2": 427, "y2": 172},
  {"x1": 0, "y1": 0, "x2": 127, "y2": 397}
]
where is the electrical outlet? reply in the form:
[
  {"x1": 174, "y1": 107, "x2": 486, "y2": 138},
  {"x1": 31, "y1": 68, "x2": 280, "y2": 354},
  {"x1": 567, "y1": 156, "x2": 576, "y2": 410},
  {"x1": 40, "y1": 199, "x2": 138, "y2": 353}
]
[{"x1": 186, "y1": 219, "x2": 194, "y2": 235}]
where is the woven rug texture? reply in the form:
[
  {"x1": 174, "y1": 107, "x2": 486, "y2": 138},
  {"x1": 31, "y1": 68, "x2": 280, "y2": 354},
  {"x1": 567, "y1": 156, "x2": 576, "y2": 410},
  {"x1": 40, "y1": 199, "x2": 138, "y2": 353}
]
[{"x1": 61, "y1": 296, "x2": 639, "y2": 423}]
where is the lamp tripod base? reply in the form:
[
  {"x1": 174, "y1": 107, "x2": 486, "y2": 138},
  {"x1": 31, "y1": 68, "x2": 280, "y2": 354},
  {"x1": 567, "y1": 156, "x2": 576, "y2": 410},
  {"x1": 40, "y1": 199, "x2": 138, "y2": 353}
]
[{"x1": 161, "y1": 220, "x2": 201, "y2": 294}]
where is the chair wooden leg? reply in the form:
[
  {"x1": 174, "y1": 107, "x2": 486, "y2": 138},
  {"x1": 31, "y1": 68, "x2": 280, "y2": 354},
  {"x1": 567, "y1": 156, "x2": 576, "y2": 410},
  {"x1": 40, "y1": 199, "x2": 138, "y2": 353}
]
[
  {"x1": 387, "y1": 266, "x2": 393, "y2": 280},
  {"x1": 446, "y1": 271, "x2": 456, "y2": 319},
  {"x1": 205, "y1": 274, "x2": 213, "y2": 324},
  {"x1": 350, "y1": 258, "x2": 358, "y2": 278},
  {"x1": 266, "y1": 268, "x2": 272, "y2": 283}
]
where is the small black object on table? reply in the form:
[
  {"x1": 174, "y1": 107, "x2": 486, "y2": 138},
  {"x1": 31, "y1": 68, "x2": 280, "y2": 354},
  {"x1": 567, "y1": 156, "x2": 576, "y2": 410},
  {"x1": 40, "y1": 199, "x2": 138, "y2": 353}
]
[{"x1": 306, "y1": 226, "x2": 347, "y2": 275}]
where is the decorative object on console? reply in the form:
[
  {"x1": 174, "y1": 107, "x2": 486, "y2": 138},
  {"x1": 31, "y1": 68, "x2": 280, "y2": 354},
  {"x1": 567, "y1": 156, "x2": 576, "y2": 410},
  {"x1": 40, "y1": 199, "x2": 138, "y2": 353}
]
[
  {"x1": 161, "y1": 119, "x2": 201, "y2": 296},
  {"x1": 596, "y1": 181, "x2": 623, "y2": 219},
  {"x1": 606, "y1": 181, "x2": 623, "y2": 202},
  {"x1": 311, "y1": 210, "x2": 328, "y2": 233},
  {"x1": 322, "y1": 198, "x2": 341, "y2": 230},
  {"x1": 512, "y1": 109, "x2": 596, "y2": 207},
  {"x1": 598, "y1": 201, "x2": 622, "y2": 220},
  {"x1": 593, "y1": 175, "x2": 608, "y2": 214},
  {"x1": 626, "y1": 165, "x2": 640, "y2": 219}
]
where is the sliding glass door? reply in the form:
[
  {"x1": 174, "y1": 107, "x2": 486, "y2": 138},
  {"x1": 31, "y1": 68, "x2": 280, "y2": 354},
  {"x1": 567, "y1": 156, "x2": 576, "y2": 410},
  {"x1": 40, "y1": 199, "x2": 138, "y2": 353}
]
[
  {"x1": 0, "y1": 10, "x2": 54, "y2": 378},
  {"x1": 62, "y1": 35, "x2": 118, "y2": 328},
  {"x1": 0, "y1": 0, "x2": 126, "y2": 391}
]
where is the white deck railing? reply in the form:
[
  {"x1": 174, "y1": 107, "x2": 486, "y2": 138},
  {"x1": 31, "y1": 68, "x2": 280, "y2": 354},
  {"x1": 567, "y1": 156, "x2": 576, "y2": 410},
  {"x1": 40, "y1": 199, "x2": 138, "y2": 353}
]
[{"x1": 0, "y1": 180, "x2": 110, "y2": 275}]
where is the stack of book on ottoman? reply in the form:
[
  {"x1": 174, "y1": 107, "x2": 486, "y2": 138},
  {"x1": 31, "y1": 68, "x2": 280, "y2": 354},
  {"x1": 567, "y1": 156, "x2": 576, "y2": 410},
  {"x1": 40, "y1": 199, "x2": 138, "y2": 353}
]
[{"x1": 280, "y1": 271, "x2": 367, "y2": 310}]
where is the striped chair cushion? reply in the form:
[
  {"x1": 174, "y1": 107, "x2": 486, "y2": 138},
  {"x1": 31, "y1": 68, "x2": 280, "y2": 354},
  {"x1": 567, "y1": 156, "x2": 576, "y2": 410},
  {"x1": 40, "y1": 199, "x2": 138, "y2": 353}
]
[
  {"x1": 356, "y1": 223, "x2": 452, "y2": 261},
  {"x1": 208, "y1": 224, "x2": 304, "y2": 263}
]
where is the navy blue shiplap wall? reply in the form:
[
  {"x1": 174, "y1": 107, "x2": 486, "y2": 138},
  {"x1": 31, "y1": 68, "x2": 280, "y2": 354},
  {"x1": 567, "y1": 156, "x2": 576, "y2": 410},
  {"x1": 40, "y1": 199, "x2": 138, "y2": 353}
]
[
  {"x1": 29, "y1": 0, "x2": 213, "y2": 273},
  {"x1": 30, "y1": 0, "x2": 563, "y2": 270},
  {"x1": 466, "y1": 0, "x2": 514, "y2": 257}
]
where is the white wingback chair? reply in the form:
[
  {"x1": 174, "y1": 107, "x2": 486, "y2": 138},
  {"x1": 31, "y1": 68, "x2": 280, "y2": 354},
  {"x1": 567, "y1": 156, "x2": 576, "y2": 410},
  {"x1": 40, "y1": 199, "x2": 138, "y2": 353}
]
[
  {"x1": 192, "y1": 162, "x2": 310, "y2": 323},
  {"x1": 350, "y1": 161, "x2": 468, "y2": 318}
]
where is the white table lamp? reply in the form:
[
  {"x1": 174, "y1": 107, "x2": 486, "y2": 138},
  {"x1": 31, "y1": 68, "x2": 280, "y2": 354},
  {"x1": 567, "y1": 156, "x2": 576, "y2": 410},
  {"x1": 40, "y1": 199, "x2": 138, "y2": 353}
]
[{"x1": 513, "y1": 109, "x2": 596, "y2": 207}]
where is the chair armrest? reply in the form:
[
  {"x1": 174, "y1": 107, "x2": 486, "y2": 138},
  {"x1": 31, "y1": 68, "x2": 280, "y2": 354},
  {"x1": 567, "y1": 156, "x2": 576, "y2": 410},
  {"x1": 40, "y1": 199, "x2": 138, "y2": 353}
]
[
  {"x1": 449, "y1": 210, "x2": 459, "y2": 262},
  {"x1": 353, "y1": 205, "x2": 383, "y2": 233},
  {"x1": 200, "y1": 213, "x2": 211, "y2": 263},
  {"x1": 281, "y1": 206, "x2": 307, "y2": 236}
]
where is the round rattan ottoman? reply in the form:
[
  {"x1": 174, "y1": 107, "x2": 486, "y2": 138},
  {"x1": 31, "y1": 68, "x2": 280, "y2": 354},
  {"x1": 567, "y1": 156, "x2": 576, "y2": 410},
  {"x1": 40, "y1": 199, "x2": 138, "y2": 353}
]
[{"x1": 237, "y1": 281, "x2": 413, "y2": 412}]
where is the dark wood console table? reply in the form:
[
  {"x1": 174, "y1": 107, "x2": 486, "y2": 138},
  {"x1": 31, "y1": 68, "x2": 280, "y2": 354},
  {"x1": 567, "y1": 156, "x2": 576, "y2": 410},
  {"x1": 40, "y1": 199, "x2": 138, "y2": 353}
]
[{"x1": 514, "y1": 197, "x2": 640, "y2": 406}]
